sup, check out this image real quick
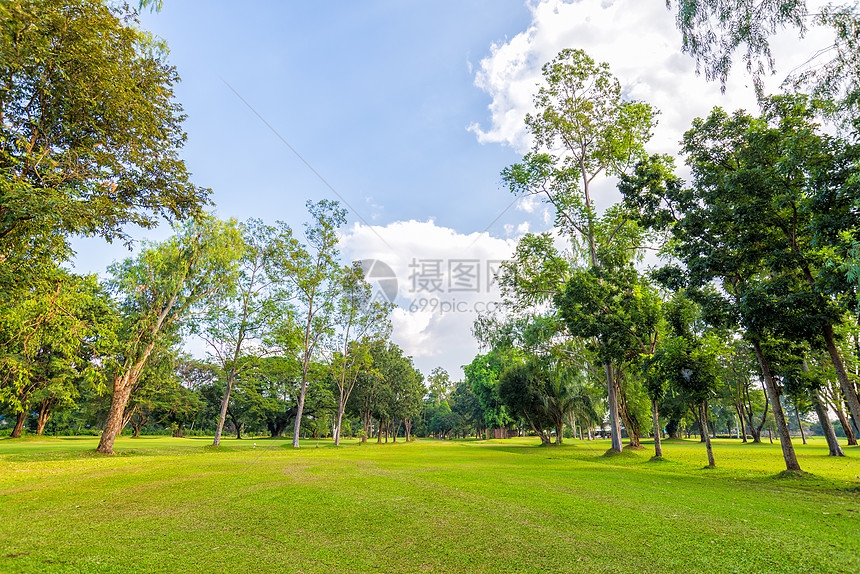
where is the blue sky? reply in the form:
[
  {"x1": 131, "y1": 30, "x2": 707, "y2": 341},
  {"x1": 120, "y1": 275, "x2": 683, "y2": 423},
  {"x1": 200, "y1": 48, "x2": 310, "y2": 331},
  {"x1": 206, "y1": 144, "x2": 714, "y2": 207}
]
[
  {"x1": 73, "y1": 0, "x2": 831, "y2": 379},
  {"x1": 135, "y1": 1, "x2": 531, "y2": 233}
]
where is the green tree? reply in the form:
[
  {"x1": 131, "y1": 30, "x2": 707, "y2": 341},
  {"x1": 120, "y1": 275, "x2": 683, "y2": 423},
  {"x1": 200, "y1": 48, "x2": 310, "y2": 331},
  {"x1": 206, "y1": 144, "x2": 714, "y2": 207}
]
[
  {"x1": 330, "y1": 262, "x2": 392, "y2": 446},
  {"x1": 96, "y1": 215, "x2": 242, "y2": 454},
  {"x1": 501, "y1": 48, "x2": 657, "y2": 452},
  {"x1": 267, "y1": 200, "x2": 346, "y2": 448},
  {"x1": 200, "y1": 219, "x2": 293, "y2": 447},
  {"x1": 0, "y1": 269, "x2": 114, "y2": 437},
  {"x1": 0, "y1": 0, "x2": 207, "y2": 296}
]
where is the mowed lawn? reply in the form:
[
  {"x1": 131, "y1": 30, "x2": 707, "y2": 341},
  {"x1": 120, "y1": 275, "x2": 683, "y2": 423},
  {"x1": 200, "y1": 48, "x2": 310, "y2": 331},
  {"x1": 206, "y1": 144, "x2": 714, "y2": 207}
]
[{"x1": 1, "y1": 436, "x2": 858, "y2": 573}]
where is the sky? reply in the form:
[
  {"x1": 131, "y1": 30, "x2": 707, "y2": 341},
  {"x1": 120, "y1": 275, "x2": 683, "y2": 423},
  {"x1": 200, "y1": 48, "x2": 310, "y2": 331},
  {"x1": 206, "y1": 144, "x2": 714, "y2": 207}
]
[{"x1": 71, "y1": 0, "x2": 834, "y2": 380}]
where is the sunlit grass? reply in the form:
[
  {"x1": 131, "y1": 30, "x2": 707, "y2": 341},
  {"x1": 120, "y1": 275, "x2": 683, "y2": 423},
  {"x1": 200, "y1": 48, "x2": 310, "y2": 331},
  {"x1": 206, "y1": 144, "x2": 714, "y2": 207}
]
[{"x1": 1, "y1": 435, "x2": 858, "y2": 573}]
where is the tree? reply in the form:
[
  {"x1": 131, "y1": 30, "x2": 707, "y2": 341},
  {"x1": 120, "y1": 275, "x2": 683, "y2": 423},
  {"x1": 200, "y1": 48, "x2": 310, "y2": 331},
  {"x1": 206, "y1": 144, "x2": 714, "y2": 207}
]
[
  {"x1": 330, "y1": 262, "x2": 392, "y2": 446},
  {"x1": 668, "y1": 1, "x2": 860, "y2": 130},
  {"x1": 0, "y1": 0, "x2": 207, "y2": 296},
  {"x1": 267, "y1": 200, "x2": 346, "y2": 448},
  {"x1": 96, "y1": 215, "x2": 241, "y2": 454},
  {"x1": 427, "y1": 367, "x2": 454, "y2": 406},
  {"x1": 464, "y1": 349, "x2": 517, "y2": 435},
  {"x1": 646, "y1": 293, "x2": 721, "y2": 466},
  {"x1": 0, "y1": 269, "x2": 114, "y2": 437},
  {"x1": 498, "y1": 361, "x2": 554, "y2": 444},
  {"x1": 200, "y1": 219, "x2": 291, "y2": 447},
  {"x1": 554, "y1": 242, "x2": 663, "y2": 449},
  {"x1": 501, "y1": 48, "x2": 657, "y2": 452}
]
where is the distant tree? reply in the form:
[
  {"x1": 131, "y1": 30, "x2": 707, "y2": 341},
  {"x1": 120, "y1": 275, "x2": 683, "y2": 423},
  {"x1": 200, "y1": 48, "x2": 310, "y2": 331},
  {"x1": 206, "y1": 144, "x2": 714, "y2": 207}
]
[
  {"x1": 427, "y1": 367, "x2": 454, "y2": 406},
  {"x1": 330, "y1": 261, "x2": 392, "y2": 446},
  {"x1": 0, "y1": 270, "x2": 115, "y2": 437}
]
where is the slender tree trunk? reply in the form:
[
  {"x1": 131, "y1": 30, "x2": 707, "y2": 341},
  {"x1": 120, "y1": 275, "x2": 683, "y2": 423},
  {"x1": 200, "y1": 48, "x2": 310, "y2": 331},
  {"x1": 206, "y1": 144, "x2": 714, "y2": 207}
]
[
  {"x1": 652, "y1": 399, "x2": 663, "y2": 458},
  {"x1": 822, "y1": 324, "x2": 860, "y2": 434},
  {"x1": 213, "y1": 372, "x2": 235, "y2": 447},
  {"x1": 555, "y1": 423, "x2": 563, "y2": 445},
  {"x1": 751, "y1": 340, "x2": 801, "y2": 471},
  {"x1": 812, "y1": 390, "x2": 844, "y2": 457},
  {"x1": 334, "y1": 405, "x2": 345, "y2": 447},
  {"x1": 768, "y1": 425, "x2": 774, "y2": 444},
  {"x1": 794, "y1": 400, "x2": 807, "y2": 445},
  {"x1": 292, "y1": 380, "x2": 308, "y2": 448},
  {"x1": 834, "y1": 400, "x2": 858, "y2": 445},
  {"x1": 606, "y1": 362, "x2": 622, "y2": 452},
  {"x1": 736, "y1": 403, "x2": 748, "y2": 443},
  {"x1": 700, "y1": 402, "x2": 715, "y2": 467},
  {"x1": 693, "y1": 408, "x2": 705, "y2": 443}
]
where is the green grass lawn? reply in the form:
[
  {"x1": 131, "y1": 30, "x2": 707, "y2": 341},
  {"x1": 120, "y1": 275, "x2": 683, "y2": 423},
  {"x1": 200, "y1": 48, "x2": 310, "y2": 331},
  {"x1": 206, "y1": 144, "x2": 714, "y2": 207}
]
[{"x1": 1, "y1": 435, "x2": 858, "y2": 573}]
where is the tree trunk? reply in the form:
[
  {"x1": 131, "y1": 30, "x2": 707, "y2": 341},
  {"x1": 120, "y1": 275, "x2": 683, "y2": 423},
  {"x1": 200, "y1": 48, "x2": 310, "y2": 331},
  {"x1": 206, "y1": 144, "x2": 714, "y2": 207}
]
[
  {"x1": 700, "y1": 402, "x2": 715, "y2": 467},
  {"x1": 213, "y1": 372, "x2": 235, "y2": 447},
  {"x1": 36, "y1": 405, "x2": 51, "y2": 436},
  {"x1": 555, "y1": 423, "x2": 563, "y2": 445},
  {"x1": 751, "y1": 340, "x2": 801, "y2": 471},
  {"x1": 822, "y1": 324, "x2": 860, "y2": 435},
  {"x1": 693, "y1": 408, "x2": 705, "y2": 443},
  {"x1": 794, "y1": 400, "x2": 807, "y2": 445},
  {"x1": 618, "y1": 385, "x2": 641, "y2": 448},
  {"x1": 606, "y1": 362, "x2": 622, "y2": 452},
  {"x1": 11, "y1": 410, "x2": 27, "y2": 438},
  {"x1": 832, "y1": 399, "x2": 858, "y2": 446},
  {"x1": 96, "y1": 377, "x2": 134, "y2": 454},
  {"x1": 812, "y1": 390, "x2": 844, "y2": 457},
  {"x1": 334, "y1": 406, "x2": 345, "y2": 447},
  {"x1": 292, "y1": 368, "x2": 309, "y2": 448},
  {"x1": 736, "y1": 402, "x2": 748, "y2": 443},
  {"x1": 652, "y1": 399, "x2": 663, "y2": 458},
  {"x1": 228, "y1": 410, "x2": 242, "y2": 440}
]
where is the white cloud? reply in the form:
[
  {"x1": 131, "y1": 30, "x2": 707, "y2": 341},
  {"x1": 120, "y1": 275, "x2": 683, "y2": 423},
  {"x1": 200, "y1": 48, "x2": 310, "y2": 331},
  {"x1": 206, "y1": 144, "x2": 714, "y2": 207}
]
[
  {"x1": 470, "y1": 0, "x2": 834, "y2": 164},
  {"x1": 340, "y1": 220, "x2": 518, "y2": 379}
]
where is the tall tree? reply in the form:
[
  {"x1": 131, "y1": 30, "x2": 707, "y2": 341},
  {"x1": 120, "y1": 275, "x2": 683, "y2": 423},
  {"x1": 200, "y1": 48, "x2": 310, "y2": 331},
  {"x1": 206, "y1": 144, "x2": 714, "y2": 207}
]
[
  {"x1": 0, "y1": 0, "x2": 207, "y2": 296},
  {"x1": 267, "y1": 200, "x2": 346, "y2": 448},
  {"x1": 501, "y1": 48, "x2": 657, "y2": 452},
  {"x1": 330, "y1": 262, "x2": 392, "y2": 446},
  {"x1": 200, "y1": 219, "x2": 292, "y2": 447},
  {"x1": 96, "y1": 216, "x2": 241, "y2": 454}
]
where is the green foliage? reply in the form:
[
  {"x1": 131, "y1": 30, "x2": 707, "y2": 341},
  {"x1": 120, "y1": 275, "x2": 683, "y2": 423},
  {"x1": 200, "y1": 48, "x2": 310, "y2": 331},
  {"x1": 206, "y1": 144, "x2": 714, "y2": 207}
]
[
  {"x1": 0, "y1": 0, "x2": 207, "y2": 295},
  {"x1": 0, "y1": 269, "x2": 115, "y2": 434}
]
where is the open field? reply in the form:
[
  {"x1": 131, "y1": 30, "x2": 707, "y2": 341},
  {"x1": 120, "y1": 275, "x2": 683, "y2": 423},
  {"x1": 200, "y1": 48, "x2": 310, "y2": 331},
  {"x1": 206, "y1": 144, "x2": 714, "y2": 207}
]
[{"x1": 1, "y1": 436, "x2": 858, "y2": 573}]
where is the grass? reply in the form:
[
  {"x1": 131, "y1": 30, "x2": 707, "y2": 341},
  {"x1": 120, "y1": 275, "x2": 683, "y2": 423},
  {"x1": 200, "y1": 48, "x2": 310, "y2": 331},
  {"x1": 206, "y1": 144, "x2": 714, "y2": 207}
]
[{"x1": 1, "y1": 435, "x2": 858, "y2": 573}]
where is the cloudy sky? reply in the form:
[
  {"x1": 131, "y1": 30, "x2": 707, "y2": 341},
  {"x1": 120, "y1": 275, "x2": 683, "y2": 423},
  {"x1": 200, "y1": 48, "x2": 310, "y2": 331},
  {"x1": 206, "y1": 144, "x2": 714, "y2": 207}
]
[{"x1": 72, "y1": 0, "x2": 832, "y2": 379}]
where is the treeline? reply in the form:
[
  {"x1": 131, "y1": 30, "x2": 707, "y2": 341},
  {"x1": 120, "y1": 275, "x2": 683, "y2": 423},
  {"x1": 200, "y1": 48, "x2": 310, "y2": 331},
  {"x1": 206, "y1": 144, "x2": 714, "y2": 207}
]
[{"x1": 468, "y1": 47, "x2": 860, "y2": 471}]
